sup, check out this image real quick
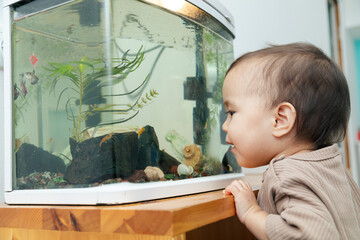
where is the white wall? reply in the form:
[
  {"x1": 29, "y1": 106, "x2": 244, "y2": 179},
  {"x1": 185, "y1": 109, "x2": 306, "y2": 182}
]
[
  {"x1": 219, "y1": 0, "x2": 331, "y2": 56},
  {"x1": 338, "y1": 0, "x2": 360, "y2": 184},
  {"x1": 218, "y1": 0, "x2": 331, "y2": 174}
]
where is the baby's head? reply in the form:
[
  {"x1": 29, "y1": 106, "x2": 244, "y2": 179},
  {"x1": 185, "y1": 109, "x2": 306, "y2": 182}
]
[{"x1": 223, "y1": 43, "x2": 350, "y2": 165}]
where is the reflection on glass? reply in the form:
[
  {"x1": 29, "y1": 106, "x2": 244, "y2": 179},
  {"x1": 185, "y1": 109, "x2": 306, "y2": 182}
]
[{"x1": 12, "y1": 0, "x2": 237, "y2": 190}]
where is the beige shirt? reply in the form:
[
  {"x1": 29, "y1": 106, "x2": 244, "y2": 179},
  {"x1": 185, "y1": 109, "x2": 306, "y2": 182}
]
[{"x1": 257, "y1": 145, "x2": 360, "y2": 239}]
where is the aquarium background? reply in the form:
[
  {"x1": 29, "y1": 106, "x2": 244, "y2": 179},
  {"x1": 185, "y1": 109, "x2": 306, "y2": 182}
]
[{"x1": 11, "y1": 0, "x2": 237, "y2": 190}]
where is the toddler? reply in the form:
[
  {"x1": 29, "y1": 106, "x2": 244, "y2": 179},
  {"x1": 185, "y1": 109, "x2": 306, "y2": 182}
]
[{"x1": 222, "y1": 43, "x2": 360, "y2": 239}]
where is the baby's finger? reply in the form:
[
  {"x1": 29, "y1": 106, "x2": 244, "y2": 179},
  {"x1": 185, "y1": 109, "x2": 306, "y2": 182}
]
[
  {"x1": 223, "y1": 184, "x2": 235, "y2": 195},
  {"x1": 238, "y1": 180, "x2": 252, "y2": 191},
  {"x1": 224, "y1": 180, "x2": 243, "y2": 195},
  {"x1": 237, "y1": 180, "x2": 247, "y2": 189},
  {"x1": 244, "y1": 181, "x2": 252, "y2": 190}
]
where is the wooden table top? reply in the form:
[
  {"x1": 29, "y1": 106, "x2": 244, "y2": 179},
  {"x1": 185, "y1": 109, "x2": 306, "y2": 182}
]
[{"x1": 0, "y1": 174, "x2": 262, "y2": 237}]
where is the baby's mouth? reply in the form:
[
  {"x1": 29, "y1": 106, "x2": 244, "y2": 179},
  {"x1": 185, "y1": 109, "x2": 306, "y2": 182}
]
[
  {"x1": 226, "y1": 143, "x2": 234, "y2": 149},
  {"x1": 228, "y1": 145, "x2": 235, "y2": 153}
]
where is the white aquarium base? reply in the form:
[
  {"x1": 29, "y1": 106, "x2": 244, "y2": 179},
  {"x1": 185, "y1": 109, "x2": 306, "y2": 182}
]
[{"x1": 5, "y1": 173, "x2": 244, "y2": 205}]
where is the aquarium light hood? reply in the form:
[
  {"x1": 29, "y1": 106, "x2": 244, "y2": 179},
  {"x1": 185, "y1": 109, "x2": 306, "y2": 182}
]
[
  {"x1": 3, "y1": 0, "x2": 235, "y2": 38},
  {"x1": 3, "y1": 0, "x2": 20, "y2": 6},
  {"x1": 143, "y1": 0, "x2": 235, "y2": 37}
]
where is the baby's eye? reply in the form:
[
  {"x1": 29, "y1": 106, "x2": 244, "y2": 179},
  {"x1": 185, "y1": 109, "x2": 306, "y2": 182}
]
[{"x1": 226, "y1": 111, "x2": 235, "y2": 116}]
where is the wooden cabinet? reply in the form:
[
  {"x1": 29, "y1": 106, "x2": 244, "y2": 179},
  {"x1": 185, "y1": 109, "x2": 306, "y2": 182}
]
[{"x1": 0, "y1": 175, "x2": 261, "y2": 240}]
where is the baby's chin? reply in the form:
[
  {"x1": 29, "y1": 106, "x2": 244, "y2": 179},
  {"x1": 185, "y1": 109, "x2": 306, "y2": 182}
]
[{"x1": 235, "y1": 155, "x2": 267, "y2": 168}]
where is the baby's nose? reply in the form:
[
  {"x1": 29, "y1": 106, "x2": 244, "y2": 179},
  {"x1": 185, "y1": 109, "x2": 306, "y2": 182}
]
[{"x1": 222, "y1": 119, "x2": 228, "y2": 132}]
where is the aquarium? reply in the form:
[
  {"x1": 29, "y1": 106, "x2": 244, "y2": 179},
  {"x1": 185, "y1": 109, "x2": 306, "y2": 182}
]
[{"x1": 3, "y1": 0, "x2": 241, "y2": 205}]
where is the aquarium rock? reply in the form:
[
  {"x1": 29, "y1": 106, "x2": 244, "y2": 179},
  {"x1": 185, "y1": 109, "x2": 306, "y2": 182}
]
[
  {"x1": 144, "y1": 166, "x2": 164, "y2": 181},
  {"x1": 159, "y1": 150, "x2": 181, "y2": 174},
  {"x1": 177, "y1": 163, "x2": 193, "y2": 176},
  {"x1": 138, "y1": 126, "x2": 181, "y2": 174},
  {"x1": 65, "y1": 132, "x2": 139, "y2": 184},
  {"x1": 16, "y1": 143, "x2": 66, "y2": 177},
  {"x1": 126, "y1": 170, "x2": 148, "y2": 183},
  {"x1": 137, "y1": 125, "x2": 160, "y2": 170},
  {"x1": 65, "y1": 125, "x2": 180, "y2": 185}
]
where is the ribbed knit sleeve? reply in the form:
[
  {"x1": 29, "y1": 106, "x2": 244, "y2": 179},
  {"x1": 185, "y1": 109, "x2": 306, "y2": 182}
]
[
  {"x1": 257, "y1": 145, "x2": 360, "y2": 240},
  {"x1": 266, "y1": 213, "x2": 339, "y2": 239}
]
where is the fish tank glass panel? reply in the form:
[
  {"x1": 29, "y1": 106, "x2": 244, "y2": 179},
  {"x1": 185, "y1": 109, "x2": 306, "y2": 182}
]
[{"x1": 6, "y1": 0, "x2": 240, "y2": 204}]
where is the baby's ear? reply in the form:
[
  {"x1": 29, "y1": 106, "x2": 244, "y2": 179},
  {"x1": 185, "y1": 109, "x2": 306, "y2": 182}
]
[{"x1": 272, "y1": 102, "x2": 296, "y2": 138}]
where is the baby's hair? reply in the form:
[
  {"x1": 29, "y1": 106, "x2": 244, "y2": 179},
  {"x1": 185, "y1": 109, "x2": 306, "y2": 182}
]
[{"x1": 226, "y1": 42, "x2": 350, "y2": 148}]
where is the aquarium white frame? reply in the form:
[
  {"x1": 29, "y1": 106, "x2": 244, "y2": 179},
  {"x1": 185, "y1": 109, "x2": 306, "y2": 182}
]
[
  {"x1": 3, "y1": 5, "x2": 13, "y2": 194},
  {"x1": 5, "y1": 173, "x2": 243, "y2": 205},
  {"x1": 3, "y1": 0, "x2": 240, "y2": 205}
]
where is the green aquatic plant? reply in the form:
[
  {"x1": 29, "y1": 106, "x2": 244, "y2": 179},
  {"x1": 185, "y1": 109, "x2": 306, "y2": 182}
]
[{"x1": 44, "y1": 47, "x2": 156, "y2": 142}]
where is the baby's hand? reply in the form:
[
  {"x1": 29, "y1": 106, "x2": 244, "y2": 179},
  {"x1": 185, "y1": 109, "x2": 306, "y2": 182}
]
[{"x1": 224, "y1": 180, "x2": 261, "y2": 224}]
